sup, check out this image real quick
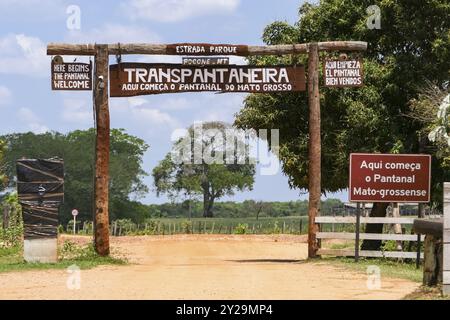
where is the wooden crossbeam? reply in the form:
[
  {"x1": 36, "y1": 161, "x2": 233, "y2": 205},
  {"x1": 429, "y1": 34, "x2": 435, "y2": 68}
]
[
  {"x1": 318, "y1": 249, "x2": 424, "y2": 259},
  {"x1": 315, "y1": 216, "x2": 416, "y2": 224},
  {"x1": 47, "y1": 41, "x2": 367, "y2": 56},
  {"x1": 317, "y1": 232, "x2": 425, "y2": 241}
]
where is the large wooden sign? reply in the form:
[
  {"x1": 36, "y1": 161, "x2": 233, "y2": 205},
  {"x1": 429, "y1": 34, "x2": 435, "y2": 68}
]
[
  {"x1": 349, "y1": 153, "x2": 431, "y2": 203},
  {"x1": 167, "y1": 43, "x2": 248, "y2": 56},
  {"x1": 51, "y1": 57, "x2": 92, "y2": 90},
  {"x1": 109, "y1": 63, "x2": 305, "y2": 96},
  {"x1": 324, "y1": 58, "x2": 363, "y2": 87}
]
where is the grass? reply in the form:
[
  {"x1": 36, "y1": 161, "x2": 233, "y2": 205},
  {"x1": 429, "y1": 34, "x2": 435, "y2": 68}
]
[
  {"x1": 102, "y1": 216, "x2": 311, "y2": 236},
  {"x1": 312, "y1": 256, "x2": 423, "y2": 283},
  {"x1": 0, "y1": 241, "x2": 126, "y2": 273},
  {"x1": 403, "y1": 286, "x2": 450, "y2": 300}
]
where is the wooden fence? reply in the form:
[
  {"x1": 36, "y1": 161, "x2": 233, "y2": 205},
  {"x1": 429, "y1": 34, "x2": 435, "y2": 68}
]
[
  {"x1": 65, "y1": 217, "x2": 309, "y2": 236},
  {"x1": 315, "y1": 216, "x2": 424, "y2": 260}
]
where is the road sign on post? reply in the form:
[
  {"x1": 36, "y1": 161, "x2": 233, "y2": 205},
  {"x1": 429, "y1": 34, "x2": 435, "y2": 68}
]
[
  {"x1": 72, "y1": 209, "x2": 78, "y2": 235},
  {"x1": 349, "y1": 153, "x2": 431, "y2": 203}
]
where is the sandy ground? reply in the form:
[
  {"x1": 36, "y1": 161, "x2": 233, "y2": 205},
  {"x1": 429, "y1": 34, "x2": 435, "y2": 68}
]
[{"x1": 0, "y1": 234, "x2": 419, "y2": 300}]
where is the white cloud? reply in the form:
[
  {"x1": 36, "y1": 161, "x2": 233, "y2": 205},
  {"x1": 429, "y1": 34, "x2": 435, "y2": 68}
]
[
  {"x1": 66, "y1": 23, "x2": 162, "y2": 44},
  {"x1": 133, "y1": 107, "x2": 180, "y2": 127},
  {"x1": 0, "y1": 34, "x2": 48, "y2": 77},
  {"x1": 194, "y1": 92, "x2": 246, "y2": 123},
  {"x1": 123, "y1": 0, "x2": 240, "y2": 22},
  {"x1": 0, "y1": 0, "x2": 65, "y2": 21},
  {"x1": 111, "y1": 97, "x2": 181, "y2": 130},
  {"x1": 62, "y1": 98, "x2": 92, "y2": 124},
  {"x1": 129, "y1": 96, "x2": 191, "y2": 111},
  {"x1": 0, "y1": 86, "x2": 12, "y2": 106},
  {"x1": 17, "y1": 107, "x2": 49, "y2": 134},
  {"x1": 136, "y1": 55, "x2": 181, "y2": 64}
]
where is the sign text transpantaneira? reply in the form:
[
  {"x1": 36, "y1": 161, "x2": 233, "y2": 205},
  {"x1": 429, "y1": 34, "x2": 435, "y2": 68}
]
[{"x1": 109, "y1": 63, "x2": 305, "y2": 96}]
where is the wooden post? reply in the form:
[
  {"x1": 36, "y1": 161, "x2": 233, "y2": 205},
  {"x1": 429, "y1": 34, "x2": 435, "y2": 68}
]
[
  {"x1": 93, "y1": 44, "x2": 110, "y2": 256},
  {"x1": 391, "y1": 203, "x2": 403, "y2": 252},
  {"x1": 307, "y1": 42, "x2": 320, "y2": 258},
  {"x1": 2, "y1": 204, "x2": 10, "y2": 229},
  {"x1": 355, "y1": 203, "x2": 361, "y2": 262},
  {"x1": 443, "y1": 182, "x2": 450, "y2": 295},
  {"x1": 416, "y1": 202, "x2": 425, "y2": 268}
]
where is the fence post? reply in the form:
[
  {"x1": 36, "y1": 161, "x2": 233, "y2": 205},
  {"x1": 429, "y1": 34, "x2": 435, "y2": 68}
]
[
  {"x1": 392, "y1": 203, "x2": 403, "y2": 251},
  {"x1": 443, "y1": 182, "x2": 450, "y2": 295},
  {"x1": 355, "y1": 202, "x2": 361, "y2": 262},
  {"x1": 2, "y1": 204, "x2": 10, "y2": 229}
]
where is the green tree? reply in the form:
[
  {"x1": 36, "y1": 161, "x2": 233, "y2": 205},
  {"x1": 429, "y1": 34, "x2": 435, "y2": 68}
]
[
  {"x1": 409, "y1": 86, "x2": 449, "y2": 168},
  {"x1": 0, "y1": 139, "x2": 7, "y2": 191},
  {"x1": 1, "y1": 128, "x2": 149, "y2": 224},
  {"x1": 234, "y1": 0, "x2": 450, "y2": 249},
  {"x1": 153, "y1": 122, "x2": 255, "y2": 217}
]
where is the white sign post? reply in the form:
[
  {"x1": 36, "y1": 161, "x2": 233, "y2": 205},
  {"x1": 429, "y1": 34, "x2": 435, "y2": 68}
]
[{"x1": 71, "y1": 209, "x2": 79, "y2": 235}]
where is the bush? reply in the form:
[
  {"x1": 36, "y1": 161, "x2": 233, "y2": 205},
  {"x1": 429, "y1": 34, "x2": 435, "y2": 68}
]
[
  {"x1": 59, "y1": 240, "x2": 98, "y2": 260},
  {"x1": 234, "y1": 223, "x2": 248, "y2": 234},
  {"x1": 0, "y1": 225, "x2": 23, "y2": 248},
  {"x1": 272, "y1": 221, "x2": 281, "y2": 234},
  {"x1": 181, "y1": 220, "x2": 192, "y2": 234},
  {"x1": 1, "y1": 193, "x2": 23, "y2": 248}
]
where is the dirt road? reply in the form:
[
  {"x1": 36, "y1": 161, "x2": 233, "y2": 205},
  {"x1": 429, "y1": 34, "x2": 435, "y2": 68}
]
[{"x1": 0, "y1": 235, "x2": 419, "y2": 299}]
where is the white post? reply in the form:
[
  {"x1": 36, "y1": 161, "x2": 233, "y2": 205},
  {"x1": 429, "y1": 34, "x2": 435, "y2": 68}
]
[
  {"x1": 73, "y1": 216, "x2": 76, "y2": 235},
  {"x1": 443, "y1": 182, "x2": 450, "y2": 295}
]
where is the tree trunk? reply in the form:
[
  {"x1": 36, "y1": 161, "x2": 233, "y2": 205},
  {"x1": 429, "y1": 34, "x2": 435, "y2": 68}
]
[
  {"x1": 203, "y1": 191, "x2": 208, "y2": 217},
  {"x1": 207, "y1": 198, "x2": 215, "y2": 217},
  {"x1": 203, "y1": 196, "x2": 214, "y2": 218},
  {"x1": 361, "y1": 202, "x2": 389, "y2": 250},
  {"x1": 203, "y1": 191, "x2": 214, "y2": 217}
]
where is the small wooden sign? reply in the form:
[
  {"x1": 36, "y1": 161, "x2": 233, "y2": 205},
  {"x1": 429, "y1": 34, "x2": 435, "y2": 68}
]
[
  {"x1": 109, "y1": 63, "x2": 305, "y2": 96},
  {"x1": 324, "y1": 58, "x2": 363, "y2": 87},
  {"x1": 167, "y1": 43, "x2": 249, "y2": 56},
  {"x1": 51, "y1": 57, "x2": 92, "y2": 90},
  {"x1": 182, "y1": 57, "x2": 230, "y2": 65}
]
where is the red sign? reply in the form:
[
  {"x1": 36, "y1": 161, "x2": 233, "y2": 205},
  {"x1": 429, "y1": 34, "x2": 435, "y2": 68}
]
[{"x1": 349, "y1": 153, "x2": 431, "y2": 203}]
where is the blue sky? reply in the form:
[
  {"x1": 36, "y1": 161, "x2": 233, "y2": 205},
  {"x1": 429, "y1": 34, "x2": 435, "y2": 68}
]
[{"x1": 0, "y1": 0, "x2": 346, "y2": 204}]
